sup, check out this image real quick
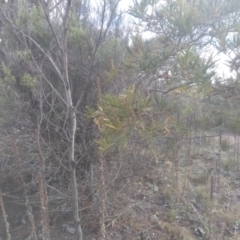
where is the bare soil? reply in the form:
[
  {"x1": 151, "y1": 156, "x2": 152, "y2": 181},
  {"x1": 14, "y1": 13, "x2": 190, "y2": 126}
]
[{"x1": 1, "y1": 132, "x2": 240, "y2": 239}]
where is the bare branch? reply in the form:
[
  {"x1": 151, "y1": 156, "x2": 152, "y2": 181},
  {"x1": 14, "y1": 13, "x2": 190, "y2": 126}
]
[
  {"x1": 0, "y1": 7, "x2": 64, "y2": 82},
  {"x1": 40, "y1": 0, "x2": 63, "y2": 50},
  {"x1": 149, "y1": 81, "x2": 194, "y2": 94}
]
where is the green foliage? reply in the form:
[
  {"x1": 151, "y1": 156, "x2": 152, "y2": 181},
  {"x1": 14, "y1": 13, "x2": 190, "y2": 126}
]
[
  {"x1": 177, "y1": 47, "x2": 216, "y2": 85},
  {"x1": 0, "y1": 64, "x2": 18, "y2": 103},
  {"x1": 98, "y1": 37, "x2": 126, "y2": 83},
  {"x1": 69, "y1": 21, "x2": 90, "y2": 50},
  {"x1": 12, "y1": 1, "x2": 52, "y2": 48},
  {"x1": 129, "y1": 0, "x2": 153, "y2": 19},
  {"x1": 195, "y1": 186, "x2": 208, "y2": 200},
  {"x1": 221, "y1": 139, "x2": 229, "y2": 151},
  {"x1": 104, "y1": 59, "x2": 119, "y2": 83},
  {"x1": 1, "y1": 63, "x2": 16, "y2": 86},
  {"x1": 196, "y1": 114, "x2": 216, "y2": 130},
  {"x1": 100, "y1": 38, "x2": 122, "y2": 61},
  {"x1": 20, "y1": 73, "x2": 37, "y2": 91},
  {"x1": 16, "y1": 50, "x2": 31, "y2": 62},
  {"x1": 90, "y1": 85, "x2": 189, "y2": 153},
  {"x1": 168, "y1": 209, "x2": 178, "y2": 222},
  {"x1": 90, "y1": 85, "x2": 152, "y2": 152},
  {"x1": 124, "y1": 35, "x2": 163, "y2": 73},
  {"x1": 0, "y1": 64, "x2": 19, "y2": 125},
  {"x1": 228, "y1": 119, "x2": 240, "y2": 134},
  {"x1": 163, "y1": 0, "x2": 202, "y2": 36},
  {"x1": 223, "y1": 158, "x2": 235, "y2": 171},
  {"x1": 31, "y1": 6, "x2": 52, "y2": 46}
]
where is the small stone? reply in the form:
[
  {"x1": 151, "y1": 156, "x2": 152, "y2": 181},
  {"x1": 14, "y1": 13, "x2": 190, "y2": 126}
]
[
  {"x1": 194, "y1": 227, "x2": 205, "y2": 236},
  {"x1": 62, "y1": 223, "x2": 76, "y2": 234}
]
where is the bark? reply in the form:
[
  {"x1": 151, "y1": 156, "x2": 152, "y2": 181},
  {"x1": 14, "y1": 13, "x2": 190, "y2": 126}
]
[
  {"x1": 69, "y1": 107, "x2": 83, "y2": 240},
  {"x1": 61, "y1": 1, "x2": 83, "y2": 239}
]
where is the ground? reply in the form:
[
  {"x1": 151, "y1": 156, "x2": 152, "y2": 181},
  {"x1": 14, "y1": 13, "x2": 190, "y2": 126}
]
[{"x1": 1, "y1": 131, "x2": 240, "y2": 239}]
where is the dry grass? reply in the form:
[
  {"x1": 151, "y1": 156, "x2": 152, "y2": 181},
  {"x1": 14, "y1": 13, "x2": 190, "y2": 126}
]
[{"x1": 1, "y1": 129, "x2": 240, "y2": 239}]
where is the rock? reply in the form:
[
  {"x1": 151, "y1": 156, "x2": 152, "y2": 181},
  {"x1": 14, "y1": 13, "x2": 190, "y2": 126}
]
[
  {"x1": 146, "y1": 182, "x2": 159, "y2": 192},
  {"x1": 21, "y1": 211, "x2": 28, "y2": 225},
  {"x1": 62, "y1": 223, "x2": 76, "y2": 234},
  {"x1": 153, "y1": 185, "x2": 159, "y2": 192},
  {"x1": 194, "y1": 227, "x2": 205, "y2": 236}
]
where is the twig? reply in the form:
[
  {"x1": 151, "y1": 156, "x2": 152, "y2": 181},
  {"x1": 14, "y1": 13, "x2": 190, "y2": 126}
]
[
  {"x1": 149, "y1": 81, "x2": 193, "y2": 94},
  {"x1": 11, "y1": 132, "x2": 37, "y2": 240},
  {"x1": 0, "y1": 187, "x2": 11, "y2": 240},
  {"x1": 99, "y1": 152, "x2": 107, "y2": 240},
  {"x1": 35, "y1": 129, "x2": 50, "y2": 240},
  {"x1": 38, "y1": 172, "x2": 50, "y2": 240},
  {"x1": 190, "y1": 203, "x2": 209, "y2": 234}
]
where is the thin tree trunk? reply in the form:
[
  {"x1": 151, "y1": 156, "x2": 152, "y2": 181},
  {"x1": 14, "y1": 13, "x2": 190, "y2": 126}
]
[
  {"x1": 69, "y1": 107, "x2": 83, "y2": 240},
  {"x1": 61, "y1": 1, "x2": 82, "y2": 239},
  {"x1": 12, "y1": 132, "x2": 38, "y2": 240},
  {"x1": 99, "y1": 152, "x2": 106, "y2": 240},
  {"x1": 0, "y1": 188, "x2": 11, "y2": 240},
  {"x1": 96, "y1": 76, "x2": 106, "y2": 239}
]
